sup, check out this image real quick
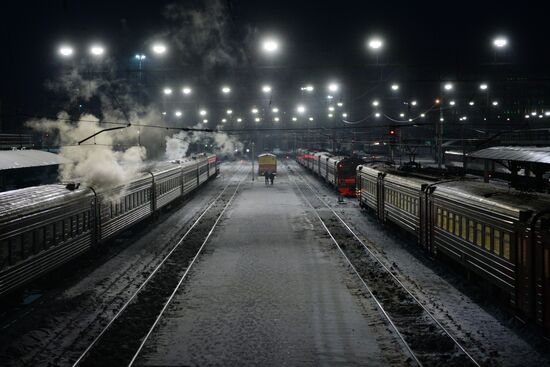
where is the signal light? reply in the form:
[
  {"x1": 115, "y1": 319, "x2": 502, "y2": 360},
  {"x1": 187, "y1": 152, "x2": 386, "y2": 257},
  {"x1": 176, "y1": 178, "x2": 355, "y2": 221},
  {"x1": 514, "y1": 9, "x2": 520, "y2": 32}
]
[{"x1": 389, "y1": 128, "x2": 396, "y2": 136}]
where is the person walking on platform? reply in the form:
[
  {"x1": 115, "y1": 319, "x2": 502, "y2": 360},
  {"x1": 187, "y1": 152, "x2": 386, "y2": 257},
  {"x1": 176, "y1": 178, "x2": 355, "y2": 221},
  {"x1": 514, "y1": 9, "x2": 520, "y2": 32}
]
[
  {"x1": 269, "y1": 172, "x2": 275, "y2": 185},
  {"x1": 264, "y1": 170, "x2": 270, "y2": 185}
]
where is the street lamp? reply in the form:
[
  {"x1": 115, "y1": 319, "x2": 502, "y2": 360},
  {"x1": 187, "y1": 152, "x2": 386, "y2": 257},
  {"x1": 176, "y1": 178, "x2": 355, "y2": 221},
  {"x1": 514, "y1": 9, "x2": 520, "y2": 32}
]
[
  {"x1": 493, "y1": 36, "x2": 508, "y2": 48},
  {"x1": 182, "y1": 86, "x2": 192, "y2": 95},
  {"x1": 479, "y1": 83, "x2": 488, "y2": 90},
  {"x1": 199, "y1": 109, "x2": 207, "y2": 116},
  {"x1": 301, "y1": 85, "x2": 314, "y2": 92},
  {"x1": 328, "y1": 83, "x2": 339, "y2": 92},
  {"x1": 152, "y1": 43, "x2": 167, "y2": 54},
  {"x1": 163, "y1": 88, "x2": 173, "y2": 95},
  {"x1": 444, "y1": 83, "x2": 453, "y2": 91},
  {"x1": 391, "y1": 83, "x2": 399, "y2": 91},
  {"x1": 272, "y1": 107, "x2": 279, "y2": 113},
  {"x1": 175, "y1": 110, "x2": 182, "y2": 117},
  {"x1": 90, "y1": 45, "x2": 105, "y2": 56},
  {"x1": 251, "y1": 108, "x2": 259, "y2": 114},
  {"x1": 367, "y1": 37, "x2": 383, "y2": 50},
  {"x1": 262, "y1": 84, "x2": 272, "y2": 93},
  {"x1": 226, "y1": 109, "x2": 233, "y2": 115},
  {"x1": 372, "y1": 100, "x2": 380, "y2": 107},
  {"x1": 221, "y1": 86, "x2": 231, "y2": 94},
  {"x1": 59, "y1": 45, "x2": 74, "y2": 57},
  {"x1": 262, "y1": 38, "x2": 280, "y2": 54},
  {"x1": 297, "y1": 105, "x2": 306, "y2": 114}
]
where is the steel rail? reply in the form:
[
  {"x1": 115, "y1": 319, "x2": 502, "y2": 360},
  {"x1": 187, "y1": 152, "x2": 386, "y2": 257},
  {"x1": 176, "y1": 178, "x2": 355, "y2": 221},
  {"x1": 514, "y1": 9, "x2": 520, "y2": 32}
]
[
  {"x1": 72, "y1": 166, "x2": 246, "y2": 366},
  {"x1": 290, "y1": 164, "x2": 480, "y2": 367}
]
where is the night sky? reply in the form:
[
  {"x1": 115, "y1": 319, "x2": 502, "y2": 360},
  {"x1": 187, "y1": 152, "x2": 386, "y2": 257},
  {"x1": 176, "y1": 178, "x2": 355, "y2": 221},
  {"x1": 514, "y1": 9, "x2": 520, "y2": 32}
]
[{"x1": 1, "y1": 0, "x2": 549, "y2": 132}]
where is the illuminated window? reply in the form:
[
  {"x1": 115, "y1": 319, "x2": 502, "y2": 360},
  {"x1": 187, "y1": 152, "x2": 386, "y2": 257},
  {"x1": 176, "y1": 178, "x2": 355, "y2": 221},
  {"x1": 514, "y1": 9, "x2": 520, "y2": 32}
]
[
  {"x1": 503, "y1": 233, "x2": 511, "y2": 260},
  {"x1": 468, "y1": 220, "x2": 474, "y2": 242},
  {"x1": 494, "y1": 229, "x2": 501, "y2": 255},
  {"x1": 485, "y1": 226, "x2": 492, "y2": 251},
  {"x1": 454, "y1": 214, "x2": 461, "y2": 236},
  {"x1": 476, "y1": 223, "x2": 483, "y2": 246},
  {"x1": 442, "y1": 210, "x2": 448, "y2": 230},
  {"x1": 437, "y1": 208, "x2": 442, "y2": 227},
  {"x1": 449, "y1": 212, "x2": 454, "y2": 233}
]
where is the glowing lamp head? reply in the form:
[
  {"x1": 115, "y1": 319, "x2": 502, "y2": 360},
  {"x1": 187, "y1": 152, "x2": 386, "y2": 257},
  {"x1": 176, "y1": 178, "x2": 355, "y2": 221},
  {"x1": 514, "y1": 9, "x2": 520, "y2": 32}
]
[
  {"x1": 152, "y1": 43, "x2": 167, "y2": 54},
  {"x1": 368, "y1": 37, "x2": 383, "y2": 50},
  {"x1": 262, "y1": 39, "x2": 279, "y2": 53},
  {"x1": 59, "y1": 45, "x2": 74, "y2": 57},
  {"x1": 182, "y1": 87, "x2": 192, "y2": 95},
  {"x1": 199, "y1": 109, "x2": 207, "y2": 116},
  {"x1": 493, "y1": 37, "x2": 508, "y2": 48},
  {"x1": 90, "y1": 45, "x2": 104, "y2": 56},
  {"x1": 297, "y1": 105, "x2": 306, "y2": 114},
  {"x1": 163, "y1": 88, "x2": 173, "y2": 95},
  {"x1": 221, "y1": 86, "x2": 231, "y2": 94}
]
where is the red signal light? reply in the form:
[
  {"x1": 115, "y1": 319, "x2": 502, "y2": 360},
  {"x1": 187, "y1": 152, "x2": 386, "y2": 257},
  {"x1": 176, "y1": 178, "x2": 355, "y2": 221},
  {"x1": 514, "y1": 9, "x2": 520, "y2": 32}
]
[{"x1": 389, "y1": 128, "x2": 396, "y2": 136}]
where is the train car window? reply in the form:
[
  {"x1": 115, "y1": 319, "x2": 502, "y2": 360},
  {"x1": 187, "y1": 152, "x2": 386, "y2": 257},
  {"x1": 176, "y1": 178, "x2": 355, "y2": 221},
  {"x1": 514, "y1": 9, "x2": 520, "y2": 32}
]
[
  {"x1": 454, "y1": 214, "x2": 461, "y2": 236},
  {"x1": 461, "y1": 217, "x2": 467, "y2": 239},
  {"x1": 476, "y1": 223, "x2": 483, "y2": 246},
  {"x1": 437, "y1": 208, "x2": 442, "y2": 227},
  {"x1": 34, "y1": 228, "x2": 45, "y2": 251},
  {"x1": 0, "y1": 240, "x2": 9, "y2": 270},
  {"x1": 448, "y1": 213, "x2": 454, "y2": 233},
  {"x1": 485, "y1": 226, "x2": 492, "y2": 251},
  {"x1": 45, "y1": 224, "x2": 54, "y2": 248},
  {"x1": 503, "y1": 233, "x2": 511, "y2": 260},
  {"x1": 442, "y1": 210, "x2": 448, "y2": 230},
  {"x1": 10, "y1": 236, "x2": 23, "y2": 265},
  {"x1": 494, "y1": 229, "x2": 501, "y2": 255},
  {"x1": 22, "y1": 232, "x2": 34, "y2": 258},
  {"x1": 71, "y1": 216, "x2": 77, "y2": 236},
  {"x1": 468, "y1": 220, "x2": 474, "y2": 242},
  {"x1": 55, "y1": 221, "x2": 63, "y2": 243},
  {"x1": 64, "y1": 218, "x2": 71, "y2": 239}
]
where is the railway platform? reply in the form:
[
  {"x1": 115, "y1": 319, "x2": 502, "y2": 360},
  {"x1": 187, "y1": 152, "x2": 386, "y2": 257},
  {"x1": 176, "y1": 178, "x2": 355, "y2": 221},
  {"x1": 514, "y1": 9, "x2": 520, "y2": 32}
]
[{"x1": 135, "y1": 164, "x2": 402, "y2": 366}]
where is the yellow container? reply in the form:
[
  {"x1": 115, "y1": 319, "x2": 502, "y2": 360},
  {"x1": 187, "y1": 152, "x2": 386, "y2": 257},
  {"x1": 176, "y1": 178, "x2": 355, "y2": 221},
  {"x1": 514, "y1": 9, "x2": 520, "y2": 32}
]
[{"x1": 258, "y1": 153, "x2": 277, "y2": 175}]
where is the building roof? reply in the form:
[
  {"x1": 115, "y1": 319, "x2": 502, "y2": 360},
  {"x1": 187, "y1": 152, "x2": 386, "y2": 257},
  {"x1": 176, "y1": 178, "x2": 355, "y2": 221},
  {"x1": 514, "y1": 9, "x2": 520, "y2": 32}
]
[
  {"x1": 0, "y1": 149, "x2": 71, "y2": 171},
  {"x1": 469, "y1": 146, "x2": 550, "y2": 164}
]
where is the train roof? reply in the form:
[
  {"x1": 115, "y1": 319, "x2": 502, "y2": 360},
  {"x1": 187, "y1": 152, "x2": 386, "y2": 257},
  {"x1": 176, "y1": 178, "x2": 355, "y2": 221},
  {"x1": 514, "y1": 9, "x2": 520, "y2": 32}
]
[
  {"x1": 433, "y1": 180, "x2": 550, "y2": 218},
  {"x1": 0, "y1": 184, "x2": 94, "y2": 224}
]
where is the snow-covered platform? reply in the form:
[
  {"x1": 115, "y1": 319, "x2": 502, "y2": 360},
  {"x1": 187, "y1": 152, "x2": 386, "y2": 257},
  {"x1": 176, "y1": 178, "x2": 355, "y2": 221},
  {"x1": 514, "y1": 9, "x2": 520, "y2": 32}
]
[{"x1": 137, "y1": 164, "x2": 399, "y2": 365}]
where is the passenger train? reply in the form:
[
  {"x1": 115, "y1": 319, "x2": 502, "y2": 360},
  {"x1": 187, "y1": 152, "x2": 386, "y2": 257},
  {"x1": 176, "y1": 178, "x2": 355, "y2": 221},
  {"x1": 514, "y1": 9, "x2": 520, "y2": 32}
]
[
  {"x1": 356, "y1": 163, "x2": 550, "y2": 335},
  {"x1": 0, "y1": 154, "x2": 218, "y2": 297},
  {"x1": 296, "y1": 149, "x2": 365, "y2": 196},
  {"x1": 296, "y1": 149, "x2": 550, "y2": 334}
]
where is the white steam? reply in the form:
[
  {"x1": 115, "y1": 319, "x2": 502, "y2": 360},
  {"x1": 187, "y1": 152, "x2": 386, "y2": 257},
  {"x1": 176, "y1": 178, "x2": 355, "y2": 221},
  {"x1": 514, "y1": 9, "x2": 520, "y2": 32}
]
[
  {"x1": 165, "y1": 124, "x2": 243, "y2": 159},
  {"x1": 26, "y1": 112, "x2": 146, "y2": 193}
]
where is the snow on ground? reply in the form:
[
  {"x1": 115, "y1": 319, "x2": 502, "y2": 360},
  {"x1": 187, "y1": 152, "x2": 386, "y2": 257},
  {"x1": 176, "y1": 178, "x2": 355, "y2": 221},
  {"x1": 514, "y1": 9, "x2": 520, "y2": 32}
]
[
  {"x1": 289, "y1": 160, "x2": 550, "y2": 367},
  {"x1": 137, "y1": 164, "x2": 408, "y2": 366}
]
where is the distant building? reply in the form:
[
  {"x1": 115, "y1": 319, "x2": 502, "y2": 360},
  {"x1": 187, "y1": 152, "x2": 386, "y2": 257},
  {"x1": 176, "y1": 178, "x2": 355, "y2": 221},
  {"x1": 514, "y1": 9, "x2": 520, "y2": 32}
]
[{"x1": 0, "y1": 149, "x2": 70, "y2": 191}]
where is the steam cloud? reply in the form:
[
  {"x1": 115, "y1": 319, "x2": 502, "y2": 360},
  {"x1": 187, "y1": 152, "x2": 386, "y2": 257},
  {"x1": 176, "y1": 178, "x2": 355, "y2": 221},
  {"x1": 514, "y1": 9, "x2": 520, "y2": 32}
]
[
  {"x1": 165, "y1": 124, "x2": 243, "y2": 160},
  {"x1": 26, "y1": 112, "x2": 146, "y2": 194},
  {"x1": 25, "y1": 0, "x2": 246, "y2": 195},
  {"x1": 160, "y1": 0, "x2": 249, "y2": 70}
]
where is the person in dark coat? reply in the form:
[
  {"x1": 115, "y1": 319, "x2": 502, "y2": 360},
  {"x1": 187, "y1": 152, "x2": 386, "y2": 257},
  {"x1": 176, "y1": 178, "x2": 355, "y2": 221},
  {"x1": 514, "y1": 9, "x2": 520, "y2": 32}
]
[
  {"x1": 264, "y1": 170, "x2": 270, "y2": 185},
  {"x1": 269, "y1": 172, "x2": 275, "y2": 185}
]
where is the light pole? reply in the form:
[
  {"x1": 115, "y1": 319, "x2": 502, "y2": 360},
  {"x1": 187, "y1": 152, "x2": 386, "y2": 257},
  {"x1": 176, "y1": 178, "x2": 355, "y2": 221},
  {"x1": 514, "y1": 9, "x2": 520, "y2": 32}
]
[{"x1": 367, "y1": 36, "x2": 384, "y2": 80}]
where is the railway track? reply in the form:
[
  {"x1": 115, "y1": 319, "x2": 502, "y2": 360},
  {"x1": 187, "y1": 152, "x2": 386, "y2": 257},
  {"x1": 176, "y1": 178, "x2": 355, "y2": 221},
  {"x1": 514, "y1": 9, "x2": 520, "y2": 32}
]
[
  {"x1": 70, "y1": 167, "x2": 247, "y2": 366},
  {"x1": 288, "y1": 164, "x2": 481, "y2": 367}
]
